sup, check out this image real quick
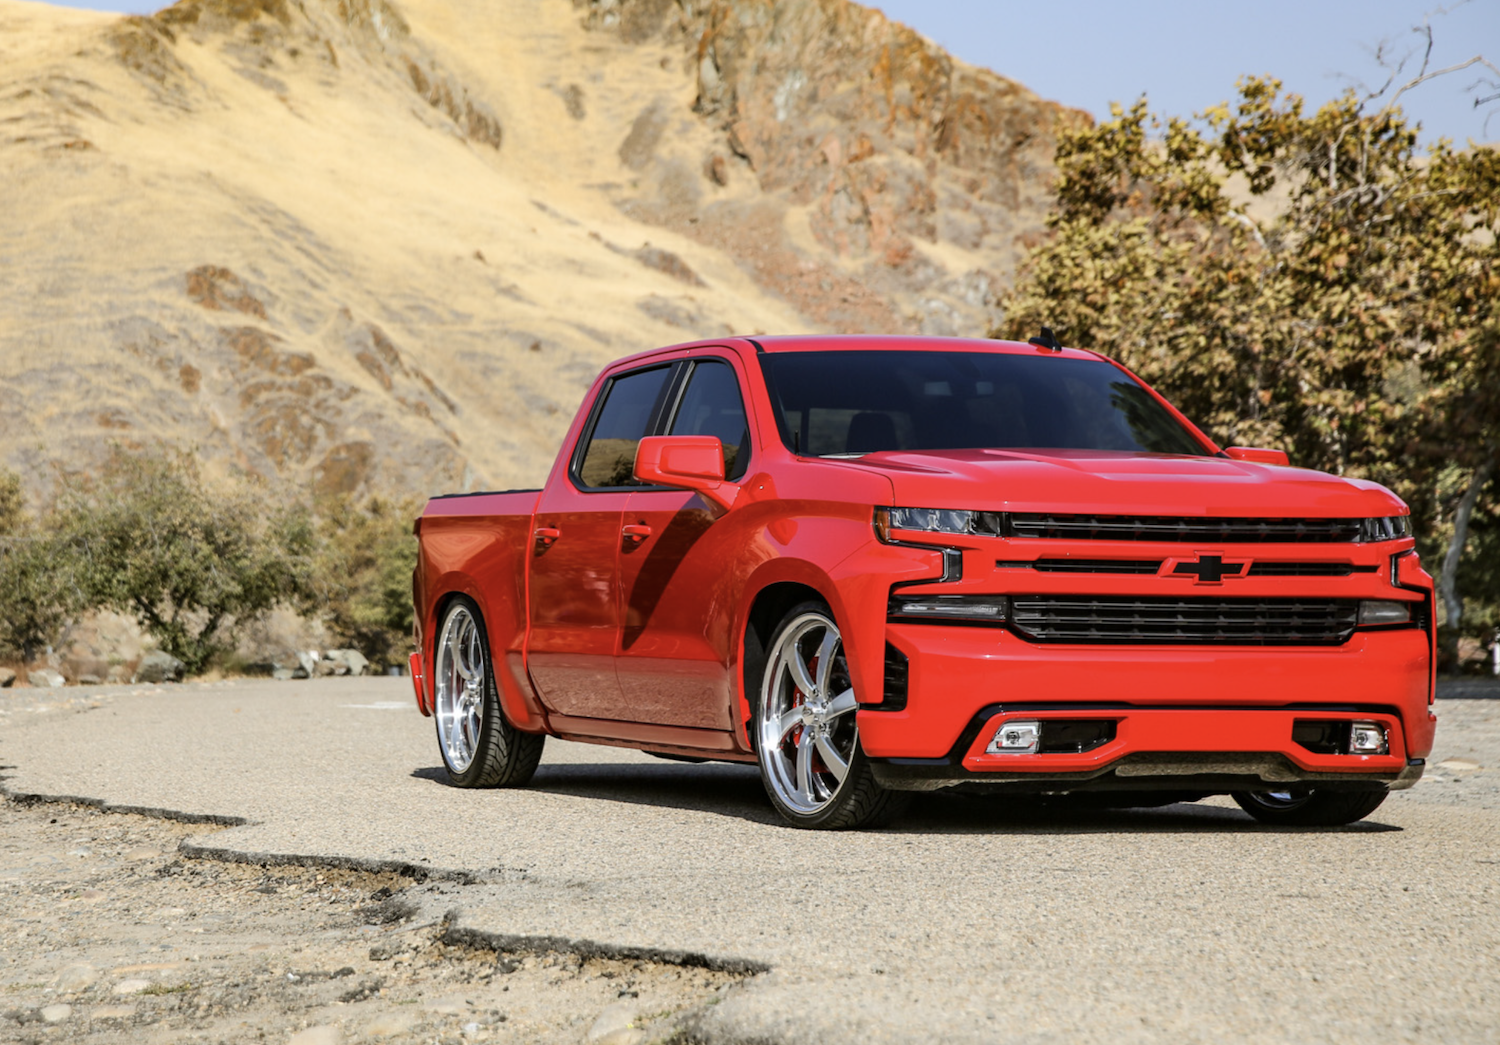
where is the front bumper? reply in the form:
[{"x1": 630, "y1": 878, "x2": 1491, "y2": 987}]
[{"x1": 858, "y1": 624, "x2": 1434, "y2": 793}]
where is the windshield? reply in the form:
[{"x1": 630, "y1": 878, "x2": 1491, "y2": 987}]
[{"x1": 757, "y1": 350, "x2": 1209, "y2": 457}]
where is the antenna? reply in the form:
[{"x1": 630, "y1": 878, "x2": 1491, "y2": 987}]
[{"x1": 1028, "y1": 326, "x2": 1063, "y2": 352}]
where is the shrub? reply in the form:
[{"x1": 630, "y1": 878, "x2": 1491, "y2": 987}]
[
  {"x1": 0, "y1": 470, "x2": 76, "y2": 662},
  {"x1": 60, "y1": 451, "x2": 315, "y2": 675},
  {"x1": 307, "y1": 495, "x2": 419, "y2": 672}
]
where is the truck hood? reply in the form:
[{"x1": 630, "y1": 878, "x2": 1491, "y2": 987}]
[{"x1": 842, "y1": 449, "x2": 1404, "y2": 517}]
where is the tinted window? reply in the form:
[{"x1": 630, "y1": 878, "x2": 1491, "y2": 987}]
[
  {"x1": 758, "y1": 351, "x2": 1207, "y2": 456},
  {"x1": 667, "y1": 360, "x2": 750, "y2": 480},
  {"x1": 577, "y1": 365, "x2": 672, "y2": 488}
]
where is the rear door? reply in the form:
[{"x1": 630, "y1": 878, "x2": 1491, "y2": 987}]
[
  {"x1": 617, "y1": 357, "x2": 754, "y2": 728},
  {"x1": 526, "y1": 363, "x2": 675, "y2": 719}
]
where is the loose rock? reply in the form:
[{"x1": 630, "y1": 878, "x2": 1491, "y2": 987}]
[
  {"x1": 325, "y1": 649, "x2": 370, "y2": 676},
  {"x1": 40, "y1": 1003, "x2": 73, "y2": 1023},
  {"x1": 0, "y1": 666, "x2": 15, "y2": 687},
  {"x1": 113, "y1": 979, "x2": 152, "y2": 995},
  {"x1": 29, "y1": 668, "x2": 66, "y2": 688},
  {"x1": 133, "y1": 650, "x2": 183, "y2": 683}
]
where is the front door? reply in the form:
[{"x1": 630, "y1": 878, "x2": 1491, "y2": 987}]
[
  {"x1": 526, "y1": 363, "x2": 674, "y2": 719},
  {"x1": 616, "y1": 358, "x2": 752, "y2": 729}
]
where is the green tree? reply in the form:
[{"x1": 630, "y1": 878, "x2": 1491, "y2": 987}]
[
  {"x1": 0, "y1": 470, "x2": 76, "y2": 662},
  {"x1": 307, "y1": 495, "x2": 419, "y2": 671},
  {"x1": 61, "y1": 451, "x2": 315, "y2": 675},
  {"x1": 998, "y1": 78, "x2": 1499, "y2": 669}
]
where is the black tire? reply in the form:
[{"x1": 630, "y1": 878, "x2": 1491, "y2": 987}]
[
  {"x1": 751, "y1": 600, "x2": 910, "y2": 829},
  {"x1": 432, "y1": 597, "x2": 545, "y2": 788},
  {"x1": 1231, "y1": 787, "x2": 1388, "y2": 827}
]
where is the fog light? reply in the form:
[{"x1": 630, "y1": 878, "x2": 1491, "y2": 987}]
[
  {"x1": 1358, "y1": 600, "x2": 1412, "y2": 626},
  {"x1": 987, "y1": 719, "x2": 1040, "y2": 754},
  {"x1": 1348, "y1": 721, "x2": 1389, "y2": 755}
]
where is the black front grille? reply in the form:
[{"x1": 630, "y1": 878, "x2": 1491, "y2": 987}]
[
  {"x1": 1009, "y1": 596, "x2": 1360, "y2": 646},
  {"x1": 1008, "y1": 514, "x2": 1363, "y2": 543},
  {"x1": 998, "y1": 558, "x2": 1163, "y2": 574},
  {"x1": 1246, "y1": 562, "x2": 1375, "y2": 577}
]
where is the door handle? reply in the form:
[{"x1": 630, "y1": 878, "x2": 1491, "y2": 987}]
[
  {"x1": 533, "y1": 526, "x2": 561, "y2": 546},
  {"x1": 621, "y1": 523, "x2": 653, "y2": 542}
]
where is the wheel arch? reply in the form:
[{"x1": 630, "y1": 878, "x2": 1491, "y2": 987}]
[{"x1": 735, "y1": 571, "x2": 841, "y2": 749}]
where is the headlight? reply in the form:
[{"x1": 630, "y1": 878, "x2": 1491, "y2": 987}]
[
  {"x1": 1358, "y1": 600, "x2": 1413, "y2": 626},
  {"x1": 875, "y1": 506, "x2": 1002, "y2": 540},
  {"x1": 888, "y1": 594, "x2": 1009, "y2": 625},
  {"x1": 1358, "y1": 516, "x2": 1412, "y2": 542}
]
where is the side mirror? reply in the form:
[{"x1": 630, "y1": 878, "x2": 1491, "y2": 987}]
[
  {"x1": 634, "y1": 435, "x2": 740, "y2": 511},
  {"x1": 1224, "y1": 446, "x2": 1290, "y2": 467}
]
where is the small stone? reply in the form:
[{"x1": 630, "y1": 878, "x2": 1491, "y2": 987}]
[
  {"x1": 77, "y1": 674, "x2": 102, "y2": 685},
  {"x1": 66, "y1": 846, "x2": 94, "y2": 858},
  {"x1": 55, "y1": 963, "x2": 100, "y2": 992},
  {"x1": 462, "y1": 1022, "x2": 482, "y2": 1038},
  {"x1": 133, "y1": 650, "x2": 183, "y2": 683},
  {"x1": 315, "y1": 658, "x2": 339, "y2": 677},
  {"x1": 90, "y1": 1005, "x2": 136, "y2": 1019},
  {"x1": 29, "y1": 668, "x2": 66, "y2": 688},
  {"x1": 40, "y1": 1003, "x2": 73, "y2": 1023},
  {"x1": 272, "y1": 668, "x2": 296, "y2": 681},
  {"x1": 113, "y1": 979, "x2": 152, "y2": 995},
  {"x1": 123, "y1": 846, "x2": 161, "y2": 861},
  {"x1": 1436, "y1": 758, "x2": 1481, "y2": 771},
  {"x1": 76, "y1": 888, "x2": 106, "y2": 900},
  {"x1": 288, "y1": 1027, "x2": 340, "y2": 1045},
  {"x1": 0, "y1": 666, "x2": 15, "y2": 687}
]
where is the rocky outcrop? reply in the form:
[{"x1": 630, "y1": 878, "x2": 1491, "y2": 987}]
[{"x1": 582, "y1": 0, "x2": 1086, "y2": 335}]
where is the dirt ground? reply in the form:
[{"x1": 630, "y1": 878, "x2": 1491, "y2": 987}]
[{"x1": 0, "y1": 800, "x2": 741, "y2": 1045}]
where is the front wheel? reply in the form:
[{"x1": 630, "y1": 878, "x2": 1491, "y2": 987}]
[
  {"x1": 1231, "y1": 787, "x2": 1388, "y2": 827},
  {"x1": 433, "y1": 597, "x2": 545, "y2": 788},
  {"x1": 753, "y1": 601, "x2": 909, "y2": 829}
]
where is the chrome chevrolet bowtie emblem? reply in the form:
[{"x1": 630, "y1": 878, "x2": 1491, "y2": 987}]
[{"x1": 1172, "y1": 555, "x2": 1246, "y2": 583}]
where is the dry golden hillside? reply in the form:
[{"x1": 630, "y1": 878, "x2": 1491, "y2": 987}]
[{"x1": 0, "y1": 0, "x2": 1083, "y2": 500}]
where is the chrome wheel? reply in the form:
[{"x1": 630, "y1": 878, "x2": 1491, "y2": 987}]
[
  {"x1": 757, "y1": 610, "x2": 860, "y2": 815},
  {"x1": 434, "y1": 603, "x2": 486, "y2": 774}
]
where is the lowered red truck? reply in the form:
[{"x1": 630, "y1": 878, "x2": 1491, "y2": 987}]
[{"x1": 409, "y1": 334, "x2": 1435, "y2": 829}]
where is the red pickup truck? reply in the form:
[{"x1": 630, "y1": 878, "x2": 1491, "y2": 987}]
[{"x1": 409, "y1": 334, "x2": 1435, "y2": 829}]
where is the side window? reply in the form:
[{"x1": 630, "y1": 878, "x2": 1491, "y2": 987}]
[
  {"x1": 576, "y1": 366, "x2": 672, "y2": 488},
  {"x1": 668, "y1": 359, "x2": 750, "y2": 480}
]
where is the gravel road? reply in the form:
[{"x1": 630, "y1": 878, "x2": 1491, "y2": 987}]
[{"x1": 2, "y1": 677, "x2": 1497, "y2": 1044}]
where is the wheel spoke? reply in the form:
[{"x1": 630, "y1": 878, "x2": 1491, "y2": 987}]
[
  {"x1": 826, "y1": 688, "x2": 857, "y2": 718},
  {"x1": 815, "y1": 733, "x2": 849, "y2": 783},
  {"x1": 788, "y1": 645, "x2": 817, "y2": 697},
  {"x1": 777, "y1": 706, "x2": 803, "y2": 742},
  {"x1": 794, "y1": 730, "x2": 813, "y2": 799},
  {"x1": 814, "y1": 629, "x2": 839, "y2": 695}
]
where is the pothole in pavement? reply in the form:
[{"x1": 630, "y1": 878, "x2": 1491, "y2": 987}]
[{"x1": 0, "y1": 798, "x2": 759, "y2": 1045}]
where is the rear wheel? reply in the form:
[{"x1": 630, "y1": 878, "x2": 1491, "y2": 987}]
[
  {"x1": 753, "y1": 601, "x2": 908, "y2": 829},
  {"x1": 1231, "y1": 787, "x2": 1387, "y2": 827},
  {"x1": 433, "y1": 598, "x2": 545, "y2": 788}
]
